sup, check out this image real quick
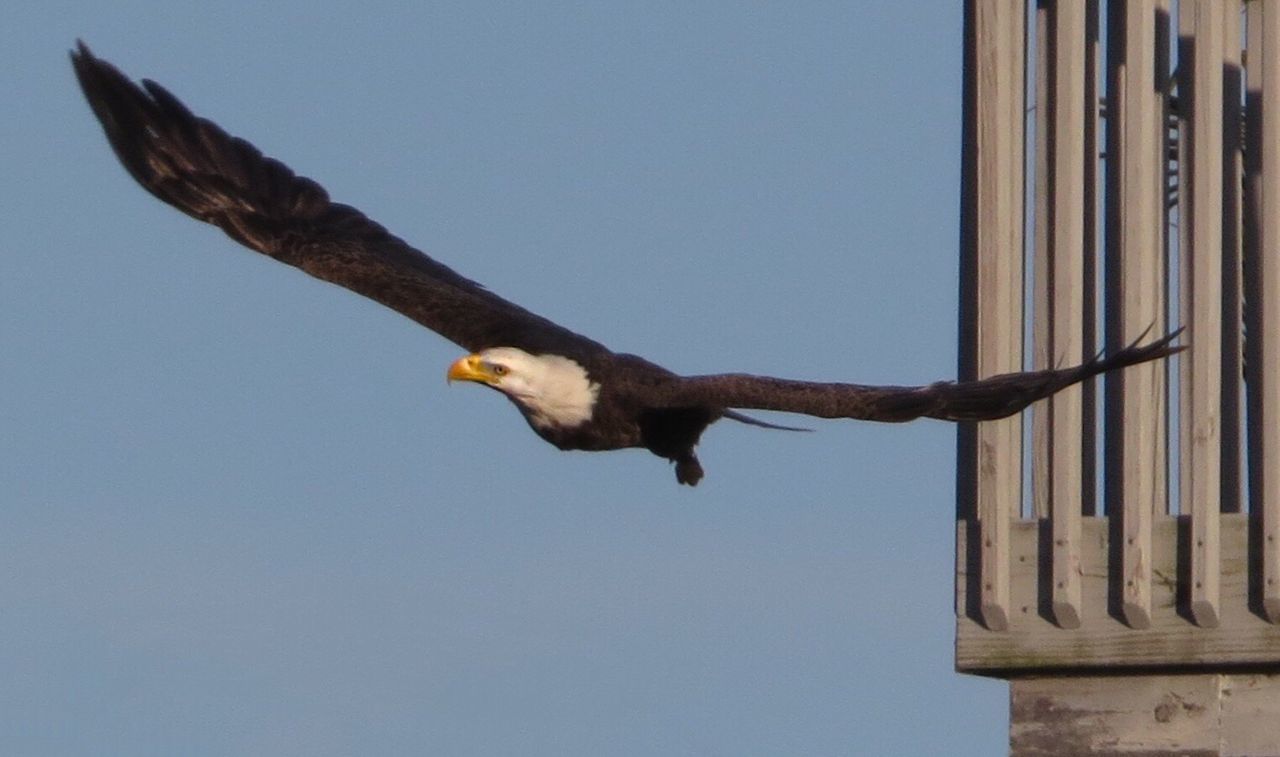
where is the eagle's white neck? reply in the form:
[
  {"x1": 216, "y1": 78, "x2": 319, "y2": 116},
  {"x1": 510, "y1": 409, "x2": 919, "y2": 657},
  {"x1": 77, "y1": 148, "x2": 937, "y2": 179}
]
[{"x1": 484, "y1": 348, "x2": 600, "y2": 430}]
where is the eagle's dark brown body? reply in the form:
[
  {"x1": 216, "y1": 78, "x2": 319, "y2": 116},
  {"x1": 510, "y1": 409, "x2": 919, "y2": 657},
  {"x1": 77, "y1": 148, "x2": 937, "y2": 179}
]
[{"x1": 72, "y1": 43, "x2": 1183, "y2": 485}]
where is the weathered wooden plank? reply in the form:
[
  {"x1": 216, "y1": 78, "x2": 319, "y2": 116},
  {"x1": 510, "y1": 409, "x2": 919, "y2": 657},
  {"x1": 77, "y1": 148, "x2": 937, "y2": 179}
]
[
  {"x1": 1081, "y1": 0, "x2": 1100, "y2": 522},
  {"x1": 955, "y1": 516, "x2": 1280, "y2": 672},
  {"x1": 1257, "y1": 0, "x2": 1280, "y2": 625},
  {"x1": 1031, "y1": 0, "x2": 1051, "y2": 524},
  {"x1": 1011, "y1": 674, "x2": 1280, "y2": 757},
  {"x1": 964, "y1": 0, "x2": 1026, "y2": 632},
  {"x1": 1011, "y1": 675, "x2": 1219, "y2": 756},
  {"x1": 1048, "y1": 1, "x2": 1087, "y2": 630},
  {"x1": 1178, "y1": 0, "x2": 1225, "y2": 629},
  {"x1": 1105, "y1": 0, "x2": 1169, "y2": 631},
  {"x1": 1152, "y1": 0, "x2": 1172, "y2": 575},
  {"x1": 1249, "y1": 0, "x2": 1280, "y2": 624}
]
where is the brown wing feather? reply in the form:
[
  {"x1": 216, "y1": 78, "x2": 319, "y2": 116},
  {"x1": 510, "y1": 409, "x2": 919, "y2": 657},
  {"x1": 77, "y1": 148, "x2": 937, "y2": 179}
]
[
  {"x1": 71, "y1": 42, "x2": 607, "y2": 359},
  {"x1": 648, "y1": 330, "x2": 1185, "y2": 422}
]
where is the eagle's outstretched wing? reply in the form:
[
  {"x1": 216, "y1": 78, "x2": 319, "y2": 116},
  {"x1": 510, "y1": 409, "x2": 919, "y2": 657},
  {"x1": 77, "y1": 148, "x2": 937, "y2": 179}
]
[
  {"x1": 652, "y1": 330, "x2": 1184, "y2": 422},
  {"x1": 71, "y1": 42, "x2": 607, "y2": 361}
]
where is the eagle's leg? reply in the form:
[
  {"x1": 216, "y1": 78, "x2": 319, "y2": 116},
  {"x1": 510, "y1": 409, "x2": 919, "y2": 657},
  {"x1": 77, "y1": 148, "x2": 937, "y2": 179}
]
[{"x1": 674, "y1": 453, "x2": 704, "y2": 486}]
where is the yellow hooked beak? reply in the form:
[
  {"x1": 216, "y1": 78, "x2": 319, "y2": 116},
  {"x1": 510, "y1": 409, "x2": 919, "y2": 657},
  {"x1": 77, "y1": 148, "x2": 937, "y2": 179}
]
[{"x1": 447, "y1": 354, "x2": 496, "y2": 385}]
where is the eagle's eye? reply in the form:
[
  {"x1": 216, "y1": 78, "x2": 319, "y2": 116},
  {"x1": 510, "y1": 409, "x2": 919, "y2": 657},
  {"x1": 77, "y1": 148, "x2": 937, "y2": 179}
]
[{"x1": 492, "y1": 364, "x2": 509, "y2": 377}]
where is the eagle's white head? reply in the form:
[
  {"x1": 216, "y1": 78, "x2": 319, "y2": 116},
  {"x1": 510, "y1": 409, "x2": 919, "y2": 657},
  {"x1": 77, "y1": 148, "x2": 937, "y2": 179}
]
[{"x1": 446, "y1": 347, "x2": 600, "y2": 429}]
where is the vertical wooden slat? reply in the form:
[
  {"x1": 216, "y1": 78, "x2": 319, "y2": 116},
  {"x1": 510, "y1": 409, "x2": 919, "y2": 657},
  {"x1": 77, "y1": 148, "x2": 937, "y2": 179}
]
[
  {"x1": 1257, "y1": 1, "x2": 1280, "y2": 624},
  {"x1": 1178, "y1": 0, "x2": 1224, "y2": 629},
  {"x1": 1154, "y1": 0, "x2": 1172, "y2": 574},
  {"x1": 1048, "y1": 0, "x2": 1087, "y2": 629},
  {"x1": 1032, "y1": 0, "x2": 1052, "y2": 523},
  {"x1": 1105, "y1": 0, "x2": 1167, "y2": 630},
  {"x1": 1081, "y1": 0, "x2": 1101, "y2": 519},
  {"x1": 983, "y1": 0, "x2": 1025, "y2": 631},
  {"x1": 962, "y1": 0, "x2": 1026, "y2": 632}
]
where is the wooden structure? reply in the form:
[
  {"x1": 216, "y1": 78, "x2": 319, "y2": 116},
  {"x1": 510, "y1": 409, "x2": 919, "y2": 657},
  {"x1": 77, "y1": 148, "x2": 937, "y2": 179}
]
[{"x1": 957, "y1": 2, "x2": 1280, "y2": 753}]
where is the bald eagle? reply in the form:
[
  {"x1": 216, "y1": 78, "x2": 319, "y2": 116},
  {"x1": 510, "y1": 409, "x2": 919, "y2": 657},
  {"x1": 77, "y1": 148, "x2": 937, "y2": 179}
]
[{"x1": 71, "y1": 43, "x2": 1182, "y2": 485}]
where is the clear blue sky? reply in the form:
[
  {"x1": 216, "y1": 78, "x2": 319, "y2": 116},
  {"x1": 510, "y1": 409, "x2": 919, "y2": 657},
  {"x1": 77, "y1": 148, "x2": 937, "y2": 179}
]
[{"x1": 2, "y1": 2, "x2": 1008, "y2": 754}]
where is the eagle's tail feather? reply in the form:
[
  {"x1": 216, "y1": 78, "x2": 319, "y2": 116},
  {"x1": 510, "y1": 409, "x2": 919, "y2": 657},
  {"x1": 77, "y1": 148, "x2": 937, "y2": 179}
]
[{"x1": 722, "y1": 410, "x2": 811, "y2": 432}]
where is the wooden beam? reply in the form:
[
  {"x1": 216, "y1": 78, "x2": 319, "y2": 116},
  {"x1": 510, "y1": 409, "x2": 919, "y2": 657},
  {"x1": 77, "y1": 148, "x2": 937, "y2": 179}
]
[
  {"x1": 960, "y1": 0, "x2": 1026, "y2": 632},
  {"x1": 1031, "y1": 0, "x2": 1051, "y2": 524},
  {"x1": 1257, "y1": 0, "x2": 1280, "y2": 623},
  {"x1": 1105, "y1": 0, "x2": 1169, "y2": 631},
  {"x1": 1178, "y1": 0, "x2": 1225, "y2": 629},
  {"x1": 1081, "y1": 0, "x2": 1100, "y2": 521},
  {"x1": 1048, "y1": 0, "x2": 1087, "y2": 630},
  {"x1": 1011, "y1": 674, "x2": 1280, "y2": 756}
]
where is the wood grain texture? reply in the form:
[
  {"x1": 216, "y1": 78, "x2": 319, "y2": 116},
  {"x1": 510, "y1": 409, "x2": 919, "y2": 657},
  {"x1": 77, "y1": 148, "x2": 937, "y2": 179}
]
[
  {"x1": 1177, "y1": 0, "x2": 1224, "y2": 629},
  {"x1": 1049, "y1": 0, "x2": 1087, "y2": 629},
  {"x1": 963, "y1": 0, "x2": 1028, "y2": 632},
  {"x1": 1011, "y1": 674, "x2": 1280, "y2": 756},
  {"x1": 1031, "y1": 0, "x2": 1052, "y2": 525},
  {"x1": 1256, "y1": 0, "x2": 1280, "y2": 624},
  {"x1": 1105, "y1": 0, "x2": 1170, "y2": 631}
]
